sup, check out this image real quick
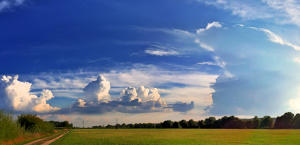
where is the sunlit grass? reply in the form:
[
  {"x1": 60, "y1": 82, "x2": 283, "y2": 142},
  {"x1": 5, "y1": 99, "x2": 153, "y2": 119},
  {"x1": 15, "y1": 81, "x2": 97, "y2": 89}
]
[{"x1": 53, "y1": 129, "x2": 300, "y2": 145}]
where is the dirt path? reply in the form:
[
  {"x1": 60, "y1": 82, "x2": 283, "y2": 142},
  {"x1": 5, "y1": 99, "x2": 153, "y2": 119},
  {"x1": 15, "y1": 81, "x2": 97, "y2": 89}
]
[
  {"x1": 24, "y1": 131, "x2": 68, "y2": 145},
  {"x1": 40, "y1": 131, "x2": 68, "y2": 145}
]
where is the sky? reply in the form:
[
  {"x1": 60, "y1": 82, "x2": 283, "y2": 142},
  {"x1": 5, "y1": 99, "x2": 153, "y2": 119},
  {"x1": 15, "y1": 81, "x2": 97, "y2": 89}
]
[{"x1": 1, "y1": 0, "x2": 300, "y2": 127}]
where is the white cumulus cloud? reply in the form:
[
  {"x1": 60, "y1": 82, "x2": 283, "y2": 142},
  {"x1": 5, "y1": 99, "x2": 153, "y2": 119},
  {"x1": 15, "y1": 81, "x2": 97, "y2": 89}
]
[
  {"x1": 77, "y1": 99, "x2": 86, "y2": 107},
  {"x1": 120, "y1": 86, "x2": 166, "y2": 106},
  {"x1": 83, "y1": 75, "x2": 111, "y2": 102},
  {"x1": 138, "y1": 86, "x2": 161, "y2": 102},
  {"x1": 120, "y1": 87, "x2": 140, "y2": 102},
  {"x1": 289, "y1": 97, "x2": 300, "y2": 112},
  {"x1": 0, "y1": 75, "x2": 59, "y2": 112},
  {"x1": 33, "y1": 89, "x2": 60, "y2": 113}
]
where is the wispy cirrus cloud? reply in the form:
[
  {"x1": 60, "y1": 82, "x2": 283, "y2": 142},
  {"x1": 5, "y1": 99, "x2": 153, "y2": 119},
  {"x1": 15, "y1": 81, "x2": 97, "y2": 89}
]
[
  {"x1": 136, "y1": 21, "x2": 223, "y2": 52},
  {"x1": 197, "y1": 0, "x2": 273, "y2": 20},
  {"x1": 194, "y1": 39, "x2": 215, "y2": 51},
  {"x1": 197, "y1": 0, "x2": 300, "y2": 27},
  {"x1": 0, "y1": 0, "x2": 26, "y2": 12},
  {"x1": 144, "y1": 44, "x2": 179, "y2": 56},
  {"x1": 196, "y1": 21, "x2": 222, "y2": 34},
  {"x1": 145, "y1": 49, "x2": 179, "y2": 56},
  {"x1": 262, "y1": 0, "x2": 300, "y2": 26},
  {"x1": 197, "y1": 56, "x2": 226, "y2": 68},
  {"x1": 249, "y1": 26, "x2": 300, "y2": 51}
]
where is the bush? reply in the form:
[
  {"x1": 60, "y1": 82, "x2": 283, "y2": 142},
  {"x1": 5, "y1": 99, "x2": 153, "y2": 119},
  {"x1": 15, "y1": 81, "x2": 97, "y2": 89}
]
[
  {"x1": 18, "y1": 114, "x2": 54, "y2": 133},
  {"x1": 0, "y1": 111, "x2": 22, "y2": 142},
  {"x1": 48, "y1": 121, "x2": 73, "y2": 128}
]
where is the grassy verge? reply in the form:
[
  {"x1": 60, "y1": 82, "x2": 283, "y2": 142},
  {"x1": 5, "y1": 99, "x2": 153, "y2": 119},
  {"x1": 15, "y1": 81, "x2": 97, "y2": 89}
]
[{"x1": 0, "y1": 111, "x2": 56, "y2": 145}]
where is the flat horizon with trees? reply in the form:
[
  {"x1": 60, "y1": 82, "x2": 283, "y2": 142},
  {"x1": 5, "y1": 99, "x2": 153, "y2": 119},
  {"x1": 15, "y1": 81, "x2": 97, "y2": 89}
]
[{"x1": 1, "y1": 0, "x2": 300, "y2": 144}]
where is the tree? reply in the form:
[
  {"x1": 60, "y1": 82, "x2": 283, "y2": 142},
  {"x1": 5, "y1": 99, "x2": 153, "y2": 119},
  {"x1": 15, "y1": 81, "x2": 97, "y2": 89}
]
[
  {"x1": 179, "y1": 120, "x2": 188, "y2": 128},
  {"x1": 274, "y1": 112, "x2": 294, "y2": 129},
  {"x1": 292, "y1": 114, "x2": 300, "y2": 129},
  {"x1": 204, "y1": 117, "x2": 216, "y2": 128},
  {"x1": 251, "y1": 116, "x2": 260, "y2": 129},
  {"x1": 161, "y1": 120, "x2": 173, "y2": 128},
  {"x1": 188, "y1": 119, "x2": 198, "y2": 128},
  {"x1": 173, "y1": 121, "x2": 181, "y2": 128},
  {"x1": 220, "y1": 116, "x2": 244, "y2": 129},
  {"x1": 197, "y1": 120, "x2": 205, "y2": 128},
  {"x1": 260, "y1": 116, "x2": 273, "y2": 129},
  {"x1": 18, "y1": 114, "x2": 54, "y2": 133}
]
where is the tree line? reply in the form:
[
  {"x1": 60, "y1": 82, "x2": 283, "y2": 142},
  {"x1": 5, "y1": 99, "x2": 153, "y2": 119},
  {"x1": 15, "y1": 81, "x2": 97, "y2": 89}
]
[{"x1": 92, "y1": 112, "x2": 300, "y2": 129}]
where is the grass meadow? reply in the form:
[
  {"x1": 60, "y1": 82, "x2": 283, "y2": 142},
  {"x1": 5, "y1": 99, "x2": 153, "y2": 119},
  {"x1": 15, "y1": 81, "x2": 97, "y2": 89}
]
[{"x1": 53, "y1": 129, "x2": 300, "y2": 145}]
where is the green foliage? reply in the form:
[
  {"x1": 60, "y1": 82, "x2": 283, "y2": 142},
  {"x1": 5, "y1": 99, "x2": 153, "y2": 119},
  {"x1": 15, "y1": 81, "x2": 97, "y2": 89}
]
[
  {"x1": 292, "y1": 114, "x2": 300, "y2": 129},
  {"x1": 91, "y1": 112, "x2": 300, "y2": 129},
  {"x1": 274, "y1": 112, "x2": 294, "y2": 129},
  {"x1": 0, "y1": 111, "x2": 23, "y2": 142},
  {"x1": 204, "y1": 117, "x2": 216, "y2": 128},
  {"x1": 49, "y1": 121, "x2": 73, "y2": 128},
  {"x1": 187, "y1": 119, "x2": 198, "y2": 128},
  {"x1": 179, "y1": 120, "x2": 188, "y2": 128},
  {"x1": 18, "y1": 114, "x2": 54, "y2": 133},
  {"x1": 260, "y1": 116, "x2": 273, "y2": 129},
  {"x1": 252, "y1": 116, "x2": 261, "y2": 129},
  {"x1": 172, "y1": 122, "x2": 181, "y2": 128},
  {"x1": 161, "y1": 120, "x2": 173, "y2": 128},
  {"x1": 219, "y1": 116, "x2": 245, "y2": 129}
]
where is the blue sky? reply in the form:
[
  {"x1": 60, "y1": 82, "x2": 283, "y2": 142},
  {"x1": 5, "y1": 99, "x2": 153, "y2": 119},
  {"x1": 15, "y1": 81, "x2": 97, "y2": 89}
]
[{"x1": 1, "y1": 0, "x2": 300, "y2": 126}]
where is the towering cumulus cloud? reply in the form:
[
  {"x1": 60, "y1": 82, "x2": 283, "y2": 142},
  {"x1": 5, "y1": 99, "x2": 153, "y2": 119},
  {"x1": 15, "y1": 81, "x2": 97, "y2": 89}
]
[
  {"x1": 60, "y1": 75, "x2": 188, "y2": 114},
  {"x1": 121, "y1": 87, "x2": 140, "y2": 102},
  {"x1": 83, "y1": 75, "x2": 111, "y2": 102},
  {"x1": 120, "y1": 86, "x2": 167, "y2": 107},
  {"x1": 0, "y1": 75, "x2": 59, "y2": 113},
  {"x1": 137, "y1": 86, "x2": 166, "y2": 106}
]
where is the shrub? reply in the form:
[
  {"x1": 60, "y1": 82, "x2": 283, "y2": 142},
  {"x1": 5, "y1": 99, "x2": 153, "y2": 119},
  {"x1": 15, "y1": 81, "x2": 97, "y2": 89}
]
[
  {"x1": 0, "y1": 111, "x2": 22, "y2": 142},
  {"x1": 18, "y1": 114, "x2": 54, "y2": 133}
]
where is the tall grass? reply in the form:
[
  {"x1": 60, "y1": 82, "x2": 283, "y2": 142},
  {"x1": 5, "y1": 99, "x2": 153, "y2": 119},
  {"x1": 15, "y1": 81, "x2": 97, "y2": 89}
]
[
  {"x1": 0, "y1": 111, "x2": 55, "y2": 144},
  {"x1": 0, "y1": 111, "x2": 23, "y2": 143}
]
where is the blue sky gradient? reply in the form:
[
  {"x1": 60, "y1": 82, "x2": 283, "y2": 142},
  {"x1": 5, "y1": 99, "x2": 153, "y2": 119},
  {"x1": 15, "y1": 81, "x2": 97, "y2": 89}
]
[{"x1": 1, "y1": 0, "x2": 300, "y2": 126}]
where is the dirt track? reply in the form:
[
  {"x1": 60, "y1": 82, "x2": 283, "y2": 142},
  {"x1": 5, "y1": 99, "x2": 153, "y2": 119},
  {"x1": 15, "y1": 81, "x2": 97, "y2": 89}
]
[{"x1": 24, "y1": 131, "x2": 68, "y2": 145}]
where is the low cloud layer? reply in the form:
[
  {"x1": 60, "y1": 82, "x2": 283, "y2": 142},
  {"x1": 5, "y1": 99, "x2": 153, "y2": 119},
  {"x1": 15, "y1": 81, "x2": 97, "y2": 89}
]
[
  {"x1": 0, "y1": 75, "x2": 60, "y2": 112},
  {"x1": 0, "y1": 74, "x2": 198, "y2": 114},
  {"x1": 57, "y1": 75, "x2": 194, "y2": 114}
]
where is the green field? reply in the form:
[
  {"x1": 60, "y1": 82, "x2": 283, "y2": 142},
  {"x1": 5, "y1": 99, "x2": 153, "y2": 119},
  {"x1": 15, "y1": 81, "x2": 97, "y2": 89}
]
[{"x1": 53, "y1": 129, "x2": 300, "y2": 145}]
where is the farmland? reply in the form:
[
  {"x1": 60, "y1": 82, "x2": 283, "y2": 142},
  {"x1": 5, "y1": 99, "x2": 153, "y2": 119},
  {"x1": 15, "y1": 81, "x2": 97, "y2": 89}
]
[{"x1": 53, "y1": 129, "x2": 300, "y2": 145}]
